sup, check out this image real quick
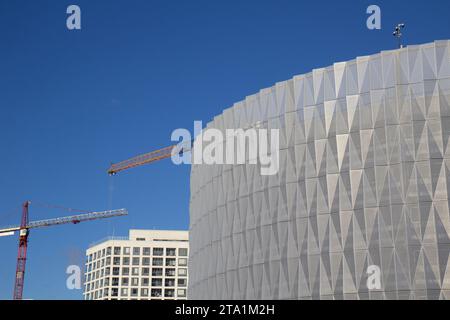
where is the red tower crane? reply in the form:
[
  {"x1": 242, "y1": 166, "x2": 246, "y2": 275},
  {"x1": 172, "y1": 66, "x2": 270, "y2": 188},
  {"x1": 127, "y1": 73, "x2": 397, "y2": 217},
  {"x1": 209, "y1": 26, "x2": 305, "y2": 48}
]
[{"x1": 0, "y1": 201, "x2": 127, "y2": 300}]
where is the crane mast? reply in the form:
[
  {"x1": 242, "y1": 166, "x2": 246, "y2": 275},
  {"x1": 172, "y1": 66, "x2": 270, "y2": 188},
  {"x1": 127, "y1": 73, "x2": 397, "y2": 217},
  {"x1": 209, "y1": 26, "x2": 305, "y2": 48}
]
[{"x1": 13, "y1": 201, "x2": 29, "y2": 300}]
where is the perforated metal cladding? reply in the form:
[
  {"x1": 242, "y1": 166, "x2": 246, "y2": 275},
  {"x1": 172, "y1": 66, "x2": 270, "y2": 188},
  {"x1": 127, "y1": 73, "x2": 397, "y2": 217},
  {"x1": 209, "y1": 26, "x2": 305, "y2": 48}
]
[{"x1": 189, "y1": 41, "x2": 450, "y2": 299}]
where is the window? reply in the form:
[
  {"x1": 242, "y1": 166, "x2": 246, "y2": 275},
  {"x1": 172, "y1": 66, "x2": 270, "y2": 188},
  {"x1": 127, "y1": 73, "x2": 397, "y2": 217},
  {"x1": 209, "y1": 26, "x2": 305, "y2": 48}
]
[
  {"x1": 121, "y1": 288, "x2": 128, "y2": 296},
  {"x1": 112, "y1": 267, "x2": 120, "y2": 276},
  {"x1": 104, "y1": 278, "x2": 110, "y2": 286},
  {"x1": 141, "y1": 288, "x2": 149, "y2": 297},
  {"x1": 122, "y1": 267, "x2": 129, "y2": 276},
  {"x1": 165, "y1": 278, "x2": 175, "y2": 287},
  {"x1": 166, "y1": 248, "x2": 176, "y2": 256},
  {"x1": 152, "y1": 278, "x2": 162, "y2": 287},
  {"x1": 153, "y1": 248, "x2": 163, "y2": 256},
  {"x1": 105, "y1": 267, "x2": 110, "y2": 275},
  {"x1": 123, "y1": 247, "x2": 130, "y2": 255},
  {"x1": 133, "y1": 247, "x2": 140, "y2": 255},
  {"x1": 143, "y1": 247, "x2": 151, "y2": 256},
  {"x1": 179, "y1": 248, "x2": 188, "y2": 256},
  {"x1": 178, "y1": 258, "x2": 187, "y2": 266},
  {"x1": 177, "y1": 289, "x2": 186, "y2": 297},
  {"x1": 122, "y1": 277, "x2": 129, "y2": 286},
  {"x1": 113, "y1": 257, "x2": 120, "y2": 265},
  {"x1": 165, "y1": 268, "x2": 176, "y2": 277},
  {"x1": 166, "y1": 258, "x2": 176, "y2": 266},
  {"x1": 165, "y1": 289, "x2": 175, "y2": 298},
  {"x1": 178, "y1": 278, "x2": 187, "y2": 287},
  {"x1": 142, "y1": 278, "x2": 149, "y2": 286},
  {"x1": 142, "y1": 267, "x2": 150, "y2": 276},
  {"x1": 178, "y1": 268, "x2": 187, "y2": 276},
  {"x1": 132, "y1": 267, "x2": 139, "y2": 276},
  {"x1": 106, "y1": 257, "x2": 111, "y2": 265},
  {"x1": 106, "y1": 247, "x2": 111, "y2": 256},
  {"x1": 136, "y1": 237, "x2": 146, "y2": 241},
  {"x1": 112, "y1": 278, "x2": 119, "y2": 286},
  {"x1": 143, "y1": 257, "x2": 150, "y2": 266},
  {"x1": 131, "y1": 288, "x2": 138, "y2": 297},
  {"x1": 123, "y1": 257, "x2": 130, "y2": 265},
  {"x1": 132, "y1": 257, "x2": 140, "y2": 266},
  {"x1": 152, "y1": 268, "x2": 163, "y2": 276},
  {"x1": 113, "y1": 247, "x2": 121, "y2": 255},
  {"x1": 152, "y1": 258, "x2": 163, "y2": 266},
  {"x1": 131, "y1": 278, "x2": 139, "y2": 286},
  {"x1": 151, "y1": 289, "x2": 162, "y2": 297}
]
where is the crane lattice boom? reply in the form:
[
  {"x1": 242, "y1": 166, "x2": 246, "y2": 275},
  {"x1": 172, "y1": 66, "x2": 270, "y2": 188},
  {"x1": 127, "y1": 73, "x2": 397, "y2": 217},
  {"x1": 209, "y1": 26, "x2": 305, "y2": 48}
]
[
  {"x1": 108, "y1": 145, "x2": 176, "y2": 175},
  {"x1": 108, "y1": 141, "x2": 192, "y2": 175},
  {"x1": 0, "y1": 209, "x2": 127, "y2": 233}
]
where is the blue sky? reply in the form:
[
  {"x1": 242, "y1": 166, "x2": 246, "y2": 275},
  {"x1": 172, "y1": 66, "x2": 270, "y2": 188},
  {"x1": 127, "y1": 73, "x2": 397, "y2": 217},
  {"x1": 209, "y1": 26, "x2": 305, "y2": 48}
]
[{"x1": 0, "y1": 0, "x2": 449, "y2": 300}]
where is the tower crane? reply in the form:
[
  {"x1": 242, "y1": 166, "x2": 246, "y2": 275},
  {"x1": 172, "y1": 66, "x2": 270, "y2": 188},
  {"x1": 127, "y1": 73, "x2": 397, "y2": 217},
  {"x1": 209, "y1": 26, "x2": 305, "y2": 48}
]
[
  {"x1": 0, "y1": 201, "x2": 127, "y2": 300},
  {"x1": 108, "y1": 140, "x2": 192, "y2": 175}
]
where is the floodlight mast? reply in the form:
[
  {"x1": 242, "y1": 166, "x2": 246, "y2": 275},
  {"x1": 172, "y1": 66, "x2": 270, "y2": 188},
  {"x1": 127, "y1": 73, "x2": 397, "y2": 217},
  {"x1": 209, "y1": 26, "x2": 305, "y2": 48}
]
[{"x1": 393, "y1": 23, "x2": 406, "y2": 48}]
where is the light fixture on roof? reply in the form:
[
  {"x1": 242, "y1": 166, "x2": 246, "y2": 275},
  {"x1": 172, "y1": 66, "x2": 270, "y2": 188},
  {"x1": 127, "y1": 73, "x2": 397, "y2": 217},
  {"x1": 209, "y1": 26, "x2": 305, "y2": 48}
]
[{"x1": 393, "y1": 23, "x2": 406, "y2": 48}]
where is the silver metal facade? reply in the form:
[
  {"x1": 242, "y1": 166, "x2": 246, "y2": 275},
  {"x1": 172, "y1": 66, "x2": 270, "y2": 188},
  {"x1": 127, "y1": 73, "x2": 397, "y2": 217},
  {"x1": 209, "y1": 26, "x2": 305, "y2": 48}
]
[{"x1": 189, "y1": 41, "x2": 450, "y2": 299}]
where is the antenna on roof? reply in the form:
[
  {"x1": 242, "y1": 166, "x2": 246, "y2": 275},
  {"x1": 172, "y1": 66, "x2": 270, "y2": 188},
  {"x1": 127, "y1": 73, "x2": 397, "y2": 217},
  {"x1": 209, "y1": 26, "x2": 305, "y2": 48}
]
[{"x1": 393, "y1": 23, "x2": 406, "y2": 48}]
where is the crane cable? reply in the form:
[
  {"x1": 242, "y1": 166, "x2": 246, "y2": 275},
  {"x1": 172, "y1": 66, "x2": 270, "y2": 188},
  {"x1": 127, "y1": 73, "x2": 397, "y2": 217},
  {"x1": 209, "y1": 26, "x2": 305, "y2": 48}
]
[
  {"x1": 107, "y1": 174, "x2": 116, "y2": 236},
  {"x1": 108, "y1": 175, "x2": 115, "y2": 210},
  {"x1": 31, "y1": 201, "x2": 91, "y2": 214},
  {"x1": 0, "y1": 205, "x2": 23, "y2": 225}
]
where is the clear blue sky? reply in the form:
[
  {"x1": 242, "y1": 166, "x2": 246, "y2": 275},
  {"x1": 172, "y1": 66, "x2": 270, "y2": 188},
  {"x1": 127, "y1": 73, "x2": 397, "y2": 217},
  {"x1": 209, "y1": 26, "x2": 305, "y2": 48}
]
[{"x1": 0, "y1": 0, "x2": 449, "y2": 300}]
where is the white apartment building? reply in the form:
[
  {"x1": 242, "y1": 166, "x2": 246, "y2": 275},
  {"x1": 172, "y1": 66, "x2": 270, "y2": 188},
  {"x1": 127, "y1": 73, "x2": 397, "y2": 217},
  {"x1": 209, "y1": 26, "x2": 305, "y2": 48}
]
[{"x1": 84, "y1": 229, "x2": 189, "y2": 300}]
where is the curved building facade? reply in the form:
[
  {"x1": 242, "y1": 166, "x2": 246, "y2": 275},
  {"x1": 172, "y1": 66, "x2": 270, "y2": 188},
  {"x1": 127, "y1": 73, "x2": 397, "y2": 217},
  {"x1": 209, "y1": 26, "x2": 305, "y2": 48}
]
[{"x1": 189, "y1": 41, "x2": 450, "y2": 299}]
